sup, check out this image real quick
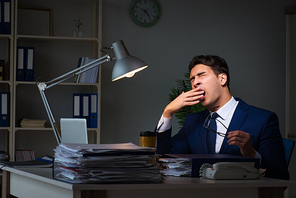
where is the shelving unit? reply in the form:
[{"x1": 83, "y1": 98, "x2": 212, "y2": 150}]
[
  {"x1": 0, "y1": 0, "x2": 14, "y2": 161},
  {"x1": 4, "y1": 0, "x2": 102, "y2": 160}
]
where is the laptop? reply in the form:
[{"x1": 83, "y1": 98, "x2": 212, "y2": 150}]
[{"x1": 60, "y1": 118, "x2": 88, "y2": 144}]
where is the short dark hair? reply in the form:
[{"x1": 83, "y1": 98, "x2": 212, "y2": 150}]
[{"x1": 188, "y1": 55, "x2": 230, "y2": 89}]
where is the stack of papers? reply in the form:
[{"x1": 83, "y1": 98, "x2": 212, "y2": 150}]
[
  {"x1": 53, "y1": 143, "x2": 162, "y2": 183},
  {"x1": 20, "y1": 119, "x2": 46, "y2": 128},
  {"x1": 158, "y1": 158, "x2": 192, "y2": 177}
]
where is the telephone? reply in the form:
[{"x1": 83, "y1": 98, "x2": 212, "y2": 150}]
[{"x1": 199, "y1": 162, "x2": 261, "y2": 180}]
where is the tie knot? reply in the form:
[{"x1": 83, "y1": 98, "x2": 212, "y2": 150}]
[{"x1": 211, "y1": 112, "x2": 219, "y2": 119}]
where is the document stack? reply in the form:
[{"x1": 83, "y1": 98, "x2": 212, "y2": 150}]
[
  {"x1": 53, "y1": 142, "x2": 162, "y2": 184},
  {"x1": 158, "y1": 158, "x2": 192, "y2": 177}
]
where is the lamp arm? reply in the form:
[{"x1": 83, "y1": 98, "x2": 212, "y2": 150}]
[
  {"x1": 38, "y1": 86, "x2": 62, "y2": 144},
  {"x1": 45, "y1": 54, "x2": 111, "y2": 89},
  {"x1": 37, "y1": 54, "x2": 112, "y2": 145}
]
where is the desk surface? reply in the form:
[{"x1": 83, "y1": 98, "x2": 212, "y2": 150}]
[{"x1": 3, "y1": 166, "x2": 296, "y2": 191}]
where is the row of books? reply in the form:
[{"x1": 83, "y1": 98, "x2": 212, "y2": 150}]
[
  {"x1": 16, "y1": 46, "x2": 35, "y2": 81},
  {"x1": 53, "y1": 143, "x2": 162, "y2": 184},
  {"x1": 0, "y1": 0, "x2": 11, "y2": 34},
  {"x1": 75, "y1": 57, "x2": 99, "y2": 83},
  {"x1": 15, "y1": 149, "x2": 35, "y2": 162},
  {"x1": 73, "y1": 93, "x2": 97, "y2": 128}
]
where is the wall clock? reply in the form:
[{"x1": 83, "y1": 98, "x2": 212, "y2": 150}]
[{"x1": 130, "y1": 0, "x2": 161, "y2": 27}]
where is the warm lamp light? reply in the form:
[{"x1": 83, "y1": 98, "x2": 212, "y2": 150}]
[
  {"x1": 111, "y1": 40, "x2": 148, "y2": 81},
  {"x1": 37, "y1": 40, "x2": 148, "y2": 144}
]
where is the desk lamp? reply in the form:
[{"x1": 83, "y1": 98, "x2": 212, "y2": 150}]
[{"x1": 37, "y1": 40, "x2": 148, "y2": 144}]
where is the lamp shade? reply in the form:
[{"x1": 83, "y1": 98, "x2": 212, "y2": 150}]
[{"x1": 111, "y1": 40, "x2": 148, "y2": 81}]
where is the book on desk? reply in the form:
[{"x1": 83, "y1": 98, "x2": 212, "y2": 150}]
[{"x1": 0, "y1": 158, "x2": 53, "y2": 168}]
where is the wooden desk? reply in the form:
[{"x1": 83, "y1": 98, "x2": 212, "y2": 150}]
[{"x1": 2, "y1": 167, "x2": 296, "y2": 198}]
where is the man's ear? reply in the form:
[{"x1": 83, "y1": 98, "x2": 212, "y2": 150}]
[{"x1": 219, "y1": 73, "x2": 227, "y2": 86}]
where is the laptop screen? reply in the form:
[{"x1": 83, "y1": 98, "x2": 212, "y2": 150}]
[{"x1": 60, "y1": 118, "x2": 88, "y2": 144}]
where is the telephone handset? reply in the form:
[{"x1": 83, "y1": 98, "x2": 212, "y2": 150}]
[{"x1": 199, "y1": 162, "x2": 261, "y2": 180}]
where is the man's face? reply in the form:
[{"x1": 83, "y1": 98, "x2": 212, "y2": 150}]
[{"x1": 189, "y1": 64, "x2": 223, "y2": 111}]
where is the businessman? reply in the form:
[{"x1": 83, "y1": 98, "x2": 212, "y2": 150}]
[{"x1": 156, "y1": 55, "x2": 289, "y2": 180}]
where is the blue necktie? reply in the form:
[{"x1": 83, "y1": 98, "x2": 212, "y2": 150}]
[{"x1": 207, "y1": 113, "x2": 218, "y2": 154}]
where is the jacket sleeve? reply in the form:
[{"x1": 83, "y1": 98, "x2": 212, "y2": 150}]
[
  {"x1": 156, "y1": 115, "x2": 194, "y2": 155},
  {"x1": 257, "y1": 112, "x2": 289, "y2": 180}
]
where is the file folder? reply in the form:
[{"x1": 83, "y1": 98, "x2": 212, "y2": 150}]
[
  {"x1": 0, "y1": 1, "x2": 2, "y2": 34},
  {"x1": 16, "y1": 47, "x2": 25, "y2": 81},
  {"x1": 25, "y1": 47, "x2": 35, "y2": 81},
  {"x1": 73, "y1": 93, "x2": 81, "y2": 118},
  {"x1": 2, "y1": 0, "x2": 10, "y2": 34},
  {"x1": 89, "y1": 93, "x2": 98, "y2": 128},
  {"x1": 82, "y1": 94, "x2": 90, "y2": 127},
  {"x1": 0, "y1": 92, "x2": 9, "y2": 127}
]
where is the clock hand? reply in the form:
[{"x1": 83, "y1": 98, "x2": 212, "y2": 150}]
[
  {"x1": 140, "y1": 8, "x2": 151, "y2": 21},
  {"x1": 139, "y1": 11, "x2": 146, "y2": 21}
]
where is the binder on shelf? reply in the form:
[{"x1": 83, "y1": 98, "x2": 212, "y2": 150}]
[
  {"x1": 16, "y1": 47, "x2": 25, "y2": 81},
  {"x1": 16, "y1": 46, "x2": 35, "y2": 81},
  {"x1": 82, "y1": 94, "x2": 90, "y2": 126},
  {"x1": 0, "y1": 60, "x2": 4, "y2": 81},
  {"x1": 25, "y1": 47, "x2": 35, "y2": 81},
  {"x1": 2, "y1": 0, "x2": 11, "y2": 34},
  {"x1": 0, "y1": 1, "x2": 2, "y2": 34},
  {"x1": 89, "y1": 93, "x2": 98, "y2": 128},
  {"x1": 73, "y1": 93, "x2": 97, "y2": 128},
  {"x1": 73, "y1": 93, "x2": 81, "y2": 118},
  {"x1": 0, "y1": 92, "x2": 9, "y2": 127}
]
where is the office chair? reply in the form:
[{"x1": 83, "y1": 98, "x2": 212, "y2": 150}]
[{"x1": 282, "y1": 138, "x2": 295, "y2": 165}]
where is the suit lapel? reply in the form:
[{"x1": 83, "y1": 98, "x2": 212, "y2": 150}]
[
  {"x1": 198, "y1": 111, "x2": 210, "y2": 154},
  {"x1": 219, "y1": 99, "x2": 249, "y2": 154}
]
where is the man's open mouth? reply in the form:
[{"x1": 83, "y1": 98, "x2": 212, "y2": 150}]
[{"x1": 200, "y1": 90, "x2": 206, "y2": 100}]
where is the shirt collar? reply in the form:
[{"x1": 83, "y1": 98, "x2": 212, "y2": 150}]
[{"x1": 215, "y1": 97, "x2": 238, "y2": 120}]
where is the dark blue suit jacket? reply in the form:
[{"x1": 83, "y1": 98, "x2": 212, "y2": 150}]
[{"x1": 156, "y1": 98, "x2": 289, "y2": 180}]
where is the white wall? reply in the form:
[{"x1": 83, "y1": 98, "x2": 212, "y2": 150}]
[{"x1": 101, "y1": 0, "x2": 296, "y2": 144}]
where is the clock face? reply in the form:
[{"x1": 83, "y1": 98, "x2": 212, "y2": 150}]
[{"x1": 130, "y1": 0, "x2": 161, "y2": 27}]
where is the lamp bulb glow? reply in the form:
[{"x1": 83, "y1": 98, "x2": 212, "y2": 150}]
[{"x1": 125, "y1": 72, "x2": 135, "y2": 78}]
